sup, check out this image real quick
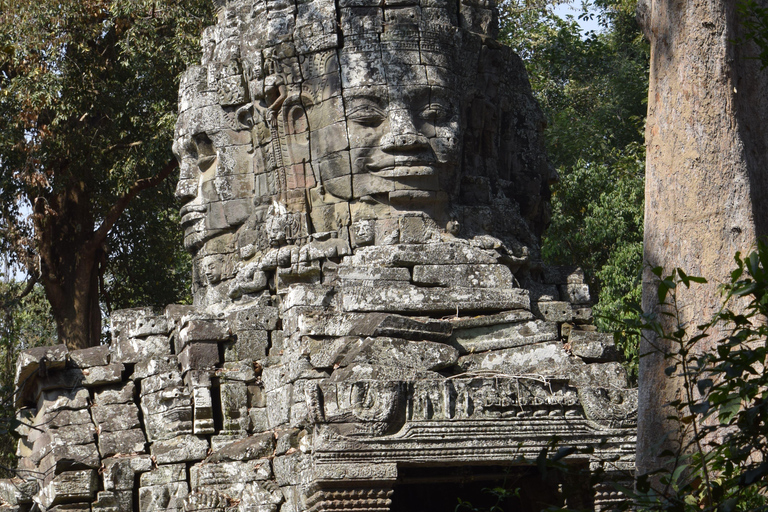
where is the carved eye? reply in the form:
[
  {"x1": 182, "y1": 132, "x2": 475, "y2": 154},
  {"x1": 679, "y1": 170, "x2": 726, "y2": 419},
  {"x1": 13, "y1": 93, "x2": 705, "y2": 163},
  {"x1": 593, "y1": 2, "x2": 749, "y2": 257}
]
[
  {"x1": 419, "y1": 103, "x2": 451, "y2": 122},
  {"x1": 348, "y1": 105, "x2": 386, "y2": 127},
  {"x1": 194, "y1": 133, "x2": 216, "y2": 171}
]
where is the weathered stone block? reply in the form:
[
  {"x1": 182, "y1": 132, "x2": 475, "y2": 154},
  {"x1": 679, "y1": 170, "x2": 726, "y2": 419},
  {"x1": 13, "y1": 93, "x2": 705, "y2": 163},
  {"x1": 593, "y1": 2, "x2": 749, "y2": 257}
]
[
  {"x1": 33, "y1": 408, "x2": 92, "y2": 429},
  {"x1": 114, "y1": 335, "x2": 173, "y2": 364},
  {"x1": 34, "y1": 441, "x2": 100, "y2": 472},
  {"x1": 14, "y1": 407, "x2": 35, "y2": 439},
  {"x1": 273, "y1": 452, "x2": 310, "y2": 486},
  {"x1": 129, "y1": 315, "x2": 172, "y2": 338},
  {"x1": 34, "y1": 364, "x2": 124, "y2": 397},
  {"x1": 337, "y1": 265, "x2": 411, "y2": 282},
  {"x1": 457, "y1": 341, "x2": 574, "y2": 378},
  {"x1": 281, "y1": 284, "x2": 338, "y2": 311},
  {"x1": 150, "y1": 435, "x2": 209, "y2": 464},
  {"x1": 93, "y1": 381, "x2": 136, "y2": 405},
  {"x1": 35, "y1": 470, "x2": 97, "y2": 509},
  {"x1": 138, "y1": 482, "x2": 189, "y2": 512},
  {"x1": 262, "y1": 360, "x2": 326, "y2": 391},
  {"x1": 0, "y1": 478, "x2": 37, "y2": 505},
  {"x1": 224, "y1": 330, "x2": 269, "y2": 362},
  {"x1": 571, "y1": 361, "x2": 629, "y2": 389},
  {"x1": 348, "y1": 242, "x2": 499, "y2": 266},
  {"x1": 68, "y1": 346, "x2": 110, "y2": 368},
  {"x1": 220, "y1": 380, "x2": 249, "y2": 433},
  {"x1": 142, "y1": 388, "x2": 194, "y2": 442},
  {"x1": 178, "y1": 342, "x2": 220, "y2": 373},
  {"x1": 412, "y1": 263, "x2": 514, "y2": 288},
  {"x1": 323, "y1": 337, "x2": 458, "y2": 370},
  {"x1": 534, "y1": 301, "x2": 573, "y2": 322},
  {"x1": 139, "y1": 464, "x2": 186, "y2": 487},
  {"x1": 178, "y1": 319, "x2": 231, "y2": 347},
  {"x1": 102, "y1": 455, "x2": 152, "y2": 491},
  {"x1": 141, "y1": 370, "x2": 183, "y2": 395},
  {"x1": 189, "y1": 459, "x2": 271, "y2": 492},
  {"x1": 448, "y1": 310, "x2": 535, "y2": 329},
  {"x1": 98, "y1": 428, "x2": 147, "y2": 457},
  {"x1": 218, "y1": 361, "x2": 257, "y2": 382},
  {"x1": 35, "y1": 387, "x2": 89, "y2": 415},
  {"x1": 450, "y1": 320, "x2": 559, "y2": 354},
  {"x1": 92, "y1": 490, "x2": 132, "y2": 512},
  {"x1": 132, "y1": 356, "x2": 180, "y2": 380},
  {"x1": 266, "y1": 386, "x2": 292, "y2": 428},
  {"x1": 29, "y1": 422, "x2": 95, "y2": 448},
  {"x1": 190, "y1": 386, "x2": 215, "y2": 435},
  {"x1": 15, "y1": 344, "x2": 68, "y2": 392},
  {"x1": 91, "y1": 403, "x2": 141, "y2": 432},
  {"x1": 573, "y1": 307, "x2": 594, "y2": 323},
  {"x1": 249, "y1": 408, "x2": 269, "y2": 432},
  {"x1": 206, "y1": 432, "x2": 275, "y2": 463},
  {"x1": 569, "y1": 330, "x2": 621, "y2": 362},
  {"x1": 209, "y1": 433, "x2": 246, "y2": 452},
  {"x1": 49, "y1": 503, "x2": 93, "y2": 512},
  {"x1": 296, "y1": 311, "x2": 451, "y2": 341},
  {"x1": 341, "y1": 284, "x2": 530, "y2": 314},
  {"x1": 560, "y1": 283, "x2": 591, "y2": 305}
]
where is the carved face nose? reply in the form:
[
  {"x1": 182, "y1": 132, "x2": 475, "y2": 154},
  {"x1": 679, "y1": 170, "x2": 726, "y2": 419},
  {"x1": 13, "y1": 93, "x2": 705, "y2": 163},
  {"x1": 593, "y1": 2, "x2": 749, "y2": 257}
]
[
  {"x1": 381, "y1": 110, "x2": 430, "y2": 152},
  {"x1": 174, "y1": 159, "x2": 199, "y2": 203}
]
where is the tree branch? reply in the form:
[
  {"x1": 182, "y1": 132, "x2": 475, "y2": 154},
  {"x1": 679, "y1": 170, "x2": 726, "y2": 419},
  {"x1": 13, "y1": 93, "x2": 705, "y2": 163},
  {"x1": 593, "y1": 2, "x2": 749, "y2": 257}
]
[
  {"x1": 0, "y1": 274, "x2": 38, "y2": 311},
  {"x1": 90, "y1": 159, "x2": 179, "y2": 249}
]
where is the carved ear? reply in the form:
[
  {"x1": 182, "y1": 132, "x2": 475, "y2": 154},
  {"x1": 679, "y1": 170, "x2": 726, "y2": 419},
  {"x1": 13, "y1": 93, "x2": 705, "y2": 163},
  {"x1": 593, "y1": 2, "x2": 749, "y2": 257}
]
[
  {"x1": 236, "y1": 103, "x2": 255, "y2": 129},
  {"x1": 282, "y1": 94, "x2": 310, "y2": 135}
]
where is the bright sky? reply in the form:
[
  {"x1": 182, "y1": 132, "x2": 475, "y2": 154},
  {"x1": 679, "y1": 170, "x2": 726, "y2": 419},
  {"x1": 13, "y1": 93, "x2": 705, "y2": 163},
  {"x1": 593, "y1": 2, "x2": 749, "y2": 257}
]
[{"x1": 552, "y1": 1, "x2": 604, "y2": 37}]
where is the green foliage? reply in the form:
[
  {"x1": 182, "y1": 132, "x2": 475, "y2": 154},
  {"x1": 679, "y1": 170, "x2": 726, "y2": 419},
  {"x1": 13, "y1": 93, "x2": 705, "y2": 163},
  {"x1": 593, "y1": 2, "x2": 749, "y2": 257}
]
[
  {"x1": 500, "y1": 0, "x2": 649, "y2": 380},
  {"x1": 737, "y1": 0, "x2": 768, "y2": 68},
  {"x1": 615, "y1": 244, "x2": 768, "y2": 510},
  {"x1": 0, "y1": 0, "x2": 211, "y2": 346},
  {"x1": 104, "y1": 178, "x2": 192, "y2": 312},
  {"x1": 0, "y1": 281, "x2": 56, "y2": 477}
]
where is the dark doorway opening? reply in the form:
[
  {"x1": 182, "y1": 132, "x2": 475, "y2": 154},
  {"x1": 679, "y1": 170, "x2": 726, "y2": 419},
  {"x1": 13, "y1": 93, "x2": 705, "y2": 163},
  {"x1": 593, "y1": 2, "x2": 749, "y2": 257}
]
[{"x1": 390, "y1": 464, "x2": 592, "y2": 512}]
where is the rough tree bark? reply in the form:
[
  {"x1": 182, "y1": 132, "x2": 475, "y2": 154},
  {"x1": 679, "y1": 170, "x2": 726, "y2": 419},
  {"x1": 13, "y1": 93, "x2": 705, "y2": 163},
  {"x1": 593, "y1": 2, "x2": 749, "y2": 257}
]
[{"x1": 637, "y1": 0, "x2": 768, "y2": 475}]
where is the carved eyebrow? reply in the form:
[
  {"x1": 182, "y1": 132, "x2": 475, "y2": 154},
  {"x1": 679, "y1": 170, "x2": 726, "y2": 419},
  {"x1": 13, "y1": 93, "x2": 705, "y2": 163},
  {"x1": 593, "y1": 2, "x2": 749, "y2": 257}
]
[{"x1": 343, "y1": 87, "x2": 388, "y2": 106}]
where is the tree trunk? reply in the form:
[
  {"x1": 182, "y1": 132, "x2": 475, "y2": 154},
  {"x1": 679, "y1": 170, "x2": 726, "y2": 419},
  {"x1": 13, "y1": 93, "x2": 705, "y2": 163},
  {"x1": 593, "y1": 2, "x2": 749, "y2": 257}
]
[
  {"x1": 34, "y1": 182, "x2": 103, "y2": 350},
  {"x1": 637, "y1": 0, "x2": 768, "y2": 475}
]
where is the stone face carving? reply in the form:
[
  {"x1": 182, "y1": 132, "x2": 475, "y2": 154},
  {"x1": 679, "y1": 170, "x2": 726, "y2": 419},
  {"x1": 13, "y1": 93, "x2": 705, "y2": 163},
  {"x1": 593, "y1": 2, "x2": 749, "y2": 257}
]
[
  {"x1": 0, "y1": 1, "x2": 636, "y2": 511},
  {"x1": 173, "y1": 0, "x2": 551, "y2": 310}
]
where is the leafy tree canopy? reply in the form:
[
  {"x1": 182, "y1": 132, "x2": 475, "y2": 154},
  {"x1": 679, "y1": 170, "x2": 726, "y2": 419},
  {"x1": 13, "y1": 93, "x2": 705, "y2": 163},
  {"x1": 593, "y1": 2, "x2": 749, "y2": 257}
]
[
  {"x1": 0, "y1": 0, "x2": 210, "y2": 348},
  {"x1": 501, "y1": 0, "x2": 649, "y2": 379}
]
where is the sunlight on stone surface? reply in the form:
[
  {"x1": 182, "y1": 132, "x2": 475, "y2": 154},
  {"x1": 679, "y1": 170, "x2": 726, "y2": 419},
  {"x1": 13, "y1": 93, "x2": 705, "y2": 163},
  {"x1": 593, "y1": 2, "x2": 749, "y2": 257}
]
[{"x1": 1, "y1": 1, "x2": 636, "y2": 511}]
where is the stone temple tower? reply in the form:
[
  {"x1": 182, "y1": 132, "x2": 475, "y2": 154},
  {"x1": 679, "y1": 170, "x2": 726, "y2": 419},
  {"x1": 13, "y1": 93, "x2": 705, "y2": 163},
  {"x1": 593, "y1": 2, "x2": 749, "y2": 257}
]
[{"x1": 1, "y1": 1, "x2": 637, "y2": 511}]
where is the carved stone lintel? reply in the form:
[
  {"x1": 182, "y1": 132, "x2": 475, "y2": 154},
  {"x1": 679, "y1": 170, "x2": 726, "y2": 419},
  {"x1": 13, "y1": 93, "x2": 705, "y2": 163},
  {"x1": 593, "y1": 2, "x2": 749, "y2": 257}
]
[{"x1": 307, "y1": 463, "x2": 397, "y2": 512}]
